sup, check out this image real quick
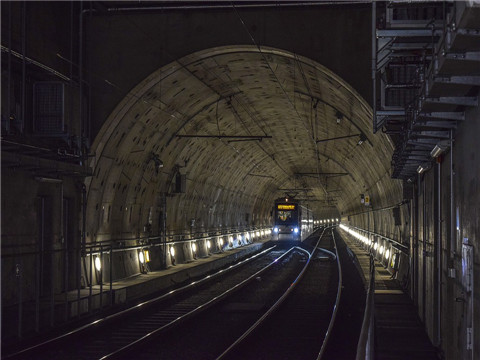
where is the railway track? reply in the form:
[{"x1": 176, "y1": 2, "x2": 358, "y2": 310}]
[
  {"x1": 6, "y1": 227, "x2": 342, "y2": 360},
  {"x1": 117, "y1": 227, "x2": 341, "y2": 360},
  {"x1": 4, "y1": 245, "x2": 285, "y2": 360},
  {"x1": 218, "y1": 227, "x2": 341, "y2": 360}
]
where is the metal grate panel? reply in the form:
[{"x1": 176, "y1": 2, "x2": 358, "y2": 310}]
[{"x1": 33, "y1": 82, "x2": 65, "y2": 135}]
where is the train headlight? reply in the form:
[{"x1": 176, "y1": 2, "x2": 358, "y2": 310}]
[
  {"x1": 274, "y1": 227, "x2": 279, "y2": 233},
  {"x1": 294, "y1": 227, "x2": 299, "y2": 234},
  {"x1": 170, "y1": 247, "x2": 175, "y2": 257},
  {"x1": 138, "y1": 251, "x2": 145, "y2": 264}
]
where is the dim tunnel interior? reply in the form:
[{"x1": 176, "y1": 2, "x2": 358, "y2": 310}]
[
  {"x1": 87, "y1": 45, "x2": 401, "y2": 245},
  {"x1": 3, "y1": 2, "x2": 479, "y2": 358}
]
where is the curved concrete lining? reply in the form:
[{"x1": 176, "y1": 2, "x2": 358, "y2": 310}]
[{"x1": 86, "y1": 45, "x2": 402, "y2": 244}]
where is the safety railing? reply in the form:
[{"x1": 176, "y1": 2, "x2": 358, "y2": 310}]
[
  {"x1": 1, "y1": 225, "x2": 273, "y2": 341},
  {"x1": 350, "y1": 225, "x2": 409, "y2": 254},
  {"x1": 356, "y1": 255, "x2": 375, "y2": 360}
]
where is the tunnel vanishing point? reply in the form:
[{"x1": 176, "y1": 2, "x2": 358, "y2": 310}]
[{"x1": 1, "y1": 1, "x2": 479, "y2": 359}]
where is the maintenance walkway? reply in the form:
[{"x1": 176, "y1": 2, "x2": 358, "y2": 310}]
[{"x1": 339, "y1": 228, "x2": 439, "y2": 360}]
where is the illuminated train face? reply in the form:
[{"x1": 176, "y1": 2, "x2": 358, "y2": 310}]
[{"x1": 272, "y1": 201, "x2": 313, "y2": 241}]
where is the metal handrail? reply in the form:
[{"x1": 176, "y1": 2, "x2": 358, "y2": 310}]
[
  {"x1": 350, "y1": 226, "x2": 409, "y2": 253},
  {"x1": 356, "y1": 255, "x2": 375, "y2": 360},
  {"x1": 1, "y1": 226, "x2": 273, "y2": 258}
]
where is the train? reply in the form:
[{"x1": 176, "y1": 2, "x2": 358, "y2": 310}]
[{"x1": 272, "y1": 198, "x2": 314, "y2": 241}]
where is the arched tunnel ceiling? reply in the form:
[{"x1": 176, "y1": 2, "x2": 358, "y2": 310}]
[{"x1": 86, "y1": 45, "x2": 401, "y2": 237}]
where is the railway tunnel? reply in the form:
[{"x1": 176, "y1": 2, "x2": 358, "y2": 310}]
[{"x1": 1, "y1": 2, "x2": 479, "y2": 359}]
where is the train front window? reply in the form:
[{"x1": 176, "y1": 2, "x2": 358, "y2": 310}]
[{"x1": 277, "y1": 210, "x2": 292, "y2": 222}]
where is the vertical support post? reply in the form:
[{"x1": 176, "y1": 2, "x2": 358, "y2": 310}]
[
  {"x1": 81, "y1": 184, "x2": 87, "y2": 257},
  {"x1": 435, "y1": 161, "x2": 442, "y2": 346},
  {"x1": 371, "y1": 1, "x2": 377, "y2": 133},
  {"x1": 60, "y1": 188, "x2": 67, "y2": 323},
  {"x1": 21, "y1": 1, "x2": 26, "y2": 133},
  {"x1": 17, "y1": 260, "x2": 22, "y2": 338},
  {"x1": 88, "y1": 245, "x2": 93, "y2": 313},
  {"x1": 99, "y1": 246, "x2": 103, "y2": 309},
  {"x1": 77, "y1": 246, "x2": 81, "y2": 318},
  {"x1": 36, "y1": 197, "x2": 44, "y2": 332},
  {"x1": 98, "y1": 248, "x2": 103, "y2": 309},
  {"x1": 367, "y1": 211, "x2": 370, "y2": 250},
  {"x1": 414, "y1": 175, "x2": 420, "y2": 307},
  {"x1": 410, "y1": 193, "x2": 416, "y2": 303},
  {"x1": 79, "y1": 3, "x2": 84, "y2": 140},
  {"x1": 368, "y1": 254, "x2": 375, "y2": 360},
  {"x1": 422, "y1": 175, "x2": 427, "y2": 322},
  {"x1": 7, "y1": 1, "x2": 12, "y2": 133},
  {"x1": 64, "y1": 242, "x2": 68, "y2": 322},
  {"x1": 162, "y1": 193, "x2": 167, "y2": 269},
  {"x1": 79, "y1": 183, "x2": 86, "y2": 317},
  {"x1": 50, "y1": 247, "x2": 54, "y2": 327},
  {"x1": 449, "y1": 130, "x2": 455, "y2": 262},
  {"x1": 110, "y1": 243, "x2": 113, "y2": 306}
]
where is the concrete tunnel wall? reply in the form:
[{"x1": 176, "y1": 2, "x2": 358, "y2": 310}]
[{"x1": 84, "y1": 45, "x2": 402, "y2": 285}]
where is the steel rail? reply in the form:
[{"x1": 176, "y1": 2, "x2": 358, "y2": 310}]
[
  {"x1": 215, "y1": 228, "x2": 328, "y2": 359},
  {"x1": 4, "y1": 245, "x2": 277, "y2": 359},
  {"x1": 317, "y1": 227, "x2": 343, "y2": 359},
  {"x1": 100, "y1": 246, "x2": 297, "y2": 360}
]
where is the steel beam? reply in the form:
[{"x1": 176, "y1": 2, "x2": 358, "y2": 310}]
[
  {"x1": 425, "y1": 96, "x2": 478, "y2": 106},
  {"x1": 176, "y1": 135, "x2": 272, "y2": 140},
  {"x1": 456, "y1": 28, "x2": 480, "y2": 37},
  {"x1": 417, "y1": 112, "x2": 465, "y2": 121},
  {"x1": 295, "y1": 172, "x2": 349, "y2": 176},
  {"x1": 316, "y1": 134, "x2": 360, "y2": 143},
  {"x1": 444, "y1": 51, "x2": 480, "y2": 61},
  {"x1": 433, "y1": 75, "x2": 480, "y2": 86},
  {"x1": 377, "y1": 29, "x2": 443, "y2": 37},
  {"x1": 391, "y1": 42, "x2": 433, "y2": 50},
  {"x1": 413, "y1": 121, "x2": 457, "y2": 129}
]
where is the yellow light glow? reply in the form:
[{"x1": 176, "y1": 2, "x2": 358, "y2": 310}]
[
  {"x1": 277, "y1": 204, "x2": 295, "y2": 210},
  {"x1": 145, "y1": 250, "x2": 150, "y2": 262},
  {"x1": 95, "y1": 256, "x2": 101, "y2": 271}
]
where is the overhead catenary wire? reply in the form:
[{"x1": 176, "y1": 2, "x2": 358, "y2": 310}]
[
  {"x1": 232, "y1": 4, "x2": 330, "y2": 195},
  {"x1": 121, "y1": 14, "x2": 291, "y2": 181}
]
